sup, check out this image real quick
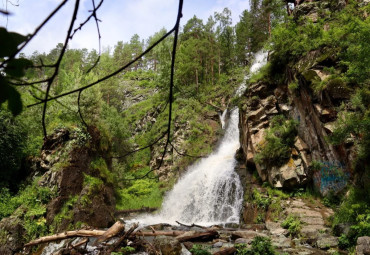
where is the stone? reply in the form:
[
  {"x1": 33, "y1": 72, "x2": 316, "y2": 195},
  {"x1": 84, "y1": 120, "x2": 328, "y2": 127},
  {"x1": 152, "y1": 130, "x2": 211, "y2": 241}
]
[
  {"x1": 231, "y1": 230, "x2": 267, "y2": 240},
  {"x1": 0, "y1": 216, "x2": 26, "y2": 255},
  {"x1": 266, "y1": 221, "x2": 288, "y2": 236},
  {"x1": 248, "y1": 107, "x2": 265, "y2": 121},
  {"x1": 294, "y1": 137, "x2": 309, "y2": 151},
  {"x1": 316, "y1": 235, "x2": 338, "y2": 249},
  {"x1": 271, "y1": 235, "x2": 291, "y2": 248},
  {"x1": 153, "y1": 236, "x2": 182, "y2": 255},
  {"x1": 235, "y1": 238, "x2": 251, "y2": 244},
  {"x1": 212, "y1": 242, "x2": 224, "y2": 248},
  {"x1": 268, "y1": 158, "x2": 308, "y2": 189},
  {"x1": 356, "y1": 236, "x2": 370, "y2": 255}
]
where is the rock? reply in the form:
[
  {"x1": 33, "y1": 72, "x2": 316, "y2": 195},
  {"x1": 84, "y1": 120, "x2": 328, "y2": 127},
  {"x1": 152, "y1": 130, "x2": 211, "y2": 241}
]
[
  {"x1": 333, "y1": 223, "x2": 351, "y2": 236},
  {"x1": 356, "y1": 236, "x2": 370, "y2": 255},
  {"x1": 153, "y1": 236, "x2": 182, "y2": 255},
  {"x1": 212, "y1": 242, "x2": 224, "y2": 248},
  {"x1": 325, "y1": 78, "x2": 352, "y2": 100},
  {"x1": 0, "y1": 216, "x2": 26, "y2": 255},
  {"x1": 266, "y1": 221, "x2": 288, "y2": 236},
  {"x1": 231, "y1": 230, "x2": 267, "y2": 240},
  {"x1": 316, "y1": 235, "x2": 338, "y2": 249},
  {"x1": 271, "y1": 235, "x2": 291, "y2": 248},
  {"x1": 235, "y1": 238, "x2": 251, "y2": 244},
  {"x1": 268, "y1": 158, "x2": 308, "y2": 189}
]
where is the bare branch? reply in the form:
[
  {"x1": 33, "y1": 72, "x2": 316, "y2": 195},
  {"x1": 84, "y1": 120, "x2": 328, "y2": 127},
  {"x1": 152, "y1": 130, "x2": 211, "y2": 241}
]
[
  {"x1": 77, "y1": 90, "x2": 88, "y2": 128},
  {"x1": 0, "y1": 0, "x2": 69, "y2": 68}
]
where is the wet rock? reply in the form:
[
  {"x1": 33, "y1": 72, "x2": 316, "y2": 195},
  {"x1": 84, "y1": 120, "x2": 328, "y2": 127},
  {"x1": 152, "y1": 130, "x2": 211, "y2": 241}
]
[{"x1": 153, "y1": 236, "x2": 182, "y2": 255}]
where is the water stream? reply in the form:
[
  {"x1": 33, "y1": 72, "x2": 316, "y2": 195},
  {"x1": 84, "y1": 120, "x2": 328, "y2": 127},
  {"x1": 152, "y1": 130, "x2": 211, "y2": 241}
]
[{"x1": 130, "y1": 51, "x2": 268, "y2": 227}]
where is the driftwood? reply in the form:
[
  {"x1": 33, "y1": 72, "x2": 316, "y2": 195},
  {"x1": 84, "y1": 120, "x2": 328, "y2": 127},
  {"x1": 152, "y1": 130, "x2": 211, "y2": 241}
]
[
  {"x1": 94, "y1": 221, "x2": 125, "y2": 244},
  {"x1": 107, "y1": 222, "x2": 139, "y2": 253},
  {"x1": 135, "y1": 230, "x2": 185, "y2": 237},
  {"x1": 176, "y1": 230, "x2": 219, "y2": 242},
  {"x1": 213, "y1": 247, "x2": 236, "y2": 255},
  {"x1": 24, "y1": 229, "x2": 106, "y2": 247},
  {"x1": 176, "y1": 221, "x2": 208, "y2": 229}
]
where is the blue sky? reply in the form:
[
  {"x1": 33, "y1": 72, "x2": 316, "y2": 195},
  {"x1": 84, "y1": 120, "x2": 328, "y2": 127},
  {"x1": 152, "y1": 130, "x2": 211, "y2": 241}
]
[{"x1": 1, "y1": 0, "x2": 250, "y2": 55}]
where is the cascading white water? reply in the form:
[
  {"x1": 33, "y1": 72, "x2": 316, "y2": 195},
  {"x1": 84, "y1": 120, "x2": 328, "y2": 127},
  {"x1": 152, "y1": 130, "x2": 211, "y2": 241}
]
[
  {"x1": 219, "y1": 109, "x2": 228, "y2": 129},
  {"x1": 130, "y1": 51, "x2": 269, "y2": 227},
  {"x1": 134, "y1": 109, "x2": 243, "y2": 226}
]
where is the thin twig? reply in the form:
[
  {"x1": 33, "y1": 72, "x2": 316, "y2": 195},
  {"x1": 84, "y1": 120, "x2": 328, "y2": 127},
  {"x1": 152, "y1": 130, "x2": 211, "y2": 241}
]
[
  {"x1": 170, "y1": 141, "x2": 205, "y2": 158},
  {"x1": 0, "y1": 0, "x2": 68, "y2": 68}
]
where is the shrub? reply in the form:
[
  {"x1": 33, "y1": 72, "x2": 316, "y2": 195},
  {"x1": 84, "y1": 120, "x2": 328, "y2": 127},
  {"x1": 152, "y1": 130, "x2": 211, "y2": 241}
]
[
  {"x1": 281, "y1": 214, "x2": 302, "y2": 237},
  {"x1": 235, "y1": 236, "x2": 276, "y2": 255},
  {"x1": 190, "y1": 244, "x2": 211, "y2": 255},
  {"x1": 254, "y1": 115, "x2": 298, "y2": 166}
]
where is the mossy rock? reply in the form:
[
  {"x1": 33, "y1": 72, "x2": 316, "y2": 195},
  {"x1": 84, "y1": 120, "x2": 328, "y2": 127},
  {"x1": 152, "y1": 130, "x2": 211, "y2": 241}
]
[{"x1": 325, "y1": 78, "x2": 352, "y2": 99}]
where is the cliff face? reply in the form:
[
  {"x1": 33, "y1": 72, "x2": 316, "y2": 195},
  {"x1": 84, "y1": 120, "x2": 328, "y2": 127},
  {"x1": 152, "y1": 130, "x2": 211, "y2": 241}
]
[{"x1": 238, "y1": 0, "x2": 365, "y2": 194}]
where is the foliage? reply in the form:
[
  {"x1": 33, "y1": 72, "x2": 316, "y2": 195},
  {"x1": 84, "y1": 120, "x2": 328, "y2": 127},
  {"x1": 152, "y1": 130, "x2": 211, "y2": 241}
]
[
  {"x1": 0, "y1": 110, "x2": 27, "y2": 189},
  {"x1": 0, "y1": 180, "x2": 55, "y2": 240},
  {"x1": 235, "y1": 236, "x2": 276, "y2": 255},
  {"x1": 252, "y1": 188, "x2": 271, "y2": 210},
  {"x1": 332, "y1": 188, "x2": 370, "y2": 249},
  {"x1": 190, "y1": 244, "x2": 211, "y2": 255},
  {"x1": 281, "y1": 214, "x2": 302, "y2": 237},
  {"x1": 254, "y1": 115, "x2": 298, "y2": 166},
  {"x1": 116, "y1": 178, "x2": 164, "y2": 210},
  {"x1": 0, "y1": 27, "x2": 33, "y2": 115},
  {"x1": 111, "y1": 246, "x2": 136, "y2": 255}
]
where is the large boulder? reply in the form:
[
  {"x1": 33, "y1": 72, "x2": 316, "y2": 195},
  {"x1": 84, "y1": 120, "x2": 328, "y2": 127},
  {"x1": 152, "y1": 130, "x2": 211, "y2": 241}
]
[{"x1": 268, "y1": 157, "x2": 308, "y2": 188}]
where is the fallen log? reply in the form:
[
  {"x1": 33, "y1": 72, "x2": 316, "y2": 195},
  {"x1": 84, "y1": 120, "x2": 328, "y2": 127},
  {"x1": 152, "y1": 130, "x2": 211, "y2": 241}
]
[
  {"x1": 108, "y1": 223, "x2": 139, "y2": 253},
  {"x1": 135, "y1": 230, "x2": 185, "y2": 237},
  {"x1": 213, "y1": 247, "x2": 236, "y2": 255},
  {"x1": 95, "y1": 221, "x2": 125, "y2": 244},
  {"x1": 176, "y1": 230, "x2": 219, "y2": 242},
  {"x1": 24, "y1": 229, "x2": 105, "y2": 247}
]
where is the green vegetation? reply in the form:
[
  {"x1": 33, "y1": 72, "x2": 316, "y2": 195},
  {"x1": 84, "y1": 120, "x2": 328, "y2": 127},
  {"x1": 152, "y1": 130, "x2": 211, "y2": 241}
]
[
  {"x1": 190, "y1": 244, "x2": 211, "y2": 255},
  {"x1": 0, "y1": 180, "x2": 55, "y2": 239},
  {"x1": 332, "y1": 188, "x2": 370, "y2": 249},
  {"x1": 254, "y1": 115, "x2": 298, "y2": 166},
  {"x1": 111, "y1": 246, "x2": 136, "y2": 255},
  {"x1": 116, "y1": 178, "x2": 164, "y2": 210},
  {"x1": 281, "y1": 214, "x2": 302, "y2": 237},
  {"x1": 235, "y1": 236, "x2": 276, "y2": 255}
]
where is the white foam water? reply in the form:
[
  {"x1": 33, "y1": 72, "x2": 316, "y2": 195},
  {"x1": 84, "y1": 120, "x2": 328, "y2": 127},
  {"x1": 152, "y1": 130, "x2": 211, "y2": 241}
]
[{"x1": 128, "y1": 51, "x2": 269, "y2": 227}]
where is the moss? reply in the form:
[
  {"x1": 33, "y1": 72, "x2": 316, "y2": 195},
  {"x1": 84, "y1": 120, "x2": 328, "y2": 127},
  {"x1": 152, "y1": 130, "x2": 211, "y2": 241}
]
[
  {"x1": 90, "y1": 157, "x2": 114, "y2": 184},
  {"x1": 0, "y1": 229, "x2": 8, "y2": 246},
  {"x1": 51, "y1": 195, "x2": 78, "y2": 233}
]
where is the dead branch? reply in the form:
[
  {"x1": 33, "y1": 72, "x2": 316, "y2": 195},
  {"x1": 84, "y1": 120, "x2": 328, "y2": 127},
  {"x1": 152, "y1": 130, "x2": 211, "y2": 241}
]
[
  {"x1": 107, "y1": 222, "x2": 139, "y2": 253},
  {"x1": 134, "y1": 230, "x2": 185, "y2": 237},
  {"x1": 94, "y1": 221, "x2": 125, "y2": 244},
  {"x1": 176, "y1": 230, "x2": 219, "y2": 242},
  {"x1": 114, "y1": 207, "x2": 158, "y2": 215},
  {"x1": 24, "y1": 229, "x2": 105, "y2": 247},
  {"x1": 175, "y1": 221, "x2": 208, "y2": 229}
]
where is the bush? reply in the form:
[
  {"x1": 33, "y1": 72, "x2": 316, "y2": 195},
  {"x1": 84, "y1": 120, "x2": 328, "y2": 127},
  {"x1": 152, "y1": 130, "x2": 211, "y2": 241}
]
[
  {"x1": 190, "y1": 244, "x2": 211, "y2": 255},
  {"x1": 254, "y1": 115, "x2": 298, "y2": 166},
  {"x1": 281, "y1": 214, "x2": 302, "y2": 237},
  {"x1": 235, "y1": 236, "x2": 276, "y2": 255}
]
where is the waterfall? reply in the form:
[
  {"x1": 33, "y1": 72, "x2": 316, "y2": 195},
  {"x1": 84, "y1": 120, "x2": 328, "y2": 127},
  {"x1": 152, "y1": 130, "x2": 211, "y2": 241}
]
[
  {"x1": 133, "y1": 109, "x2": 243, "y2": 226},
  {"x1": 219, "y1": 109, "x2": 228, "y2": 129},
  {"x1": 130, "y1": 51, "x2": 269, "y2": 227}
]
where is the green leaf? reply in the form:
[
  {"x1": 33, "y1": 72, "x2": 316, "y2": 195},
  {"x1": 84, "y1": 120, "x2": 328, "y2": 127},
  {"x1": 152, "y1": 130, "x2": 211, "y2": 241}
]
[
  {"x1": 0, "y1": 27, "x2": 28, "y2": 58},
  {"x1": 5, "y1": 58, "x2": 33, "y2": 77},
  {"x1": 0, "y1": 77, "x2": 23, "y2": 115}
]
